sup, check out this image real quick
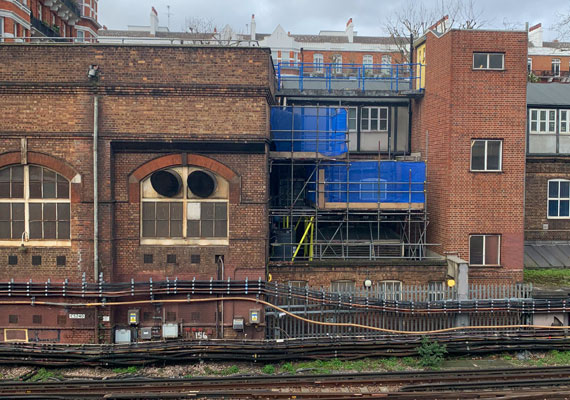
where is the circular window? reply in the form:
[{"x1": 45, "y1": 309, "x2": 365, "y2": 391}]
[
  {"x1": 150, "y1": 170, "x2": 182, "y2": 197},
  {"x1": 187, "y1": 170, "x2": 216, "y2": 198}
]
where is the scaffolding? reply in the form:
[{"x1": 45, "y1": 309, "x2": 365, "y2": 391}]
[{"x1": 269, "y1": 105, "x2": 431, "y2": 262}]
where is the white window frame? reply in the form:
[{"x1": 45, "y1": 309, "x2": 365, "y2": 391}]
[
  {"x1": 381, "y1": 55, "x2": 392, "y2": 65},
  {"x1": 288, "y1": 280, "x2": 307, "y2": 288},
  {"x1": 347, "y1": 106, "x2": 358, "y2": 132},
  {"x1": 379, "y1": 280, "x2": 402, "y2": 301},
  {"x1": 0, "y1": 165, "x2": 71, "y2": 247},
  {"x1": 547, "y1": 179, "x2": 570, "y2": 219},
  {"x1": 330, "y1": 280, "x2": 355, "y2": 293},
  {"x1": 140, "y1": 166, "x2": 229, "y2": 246},
  {"x1": 560, "y1": 110, "x2": 570, "y2": 134},
  {"x1": 470, "y1": 139, "x2": 502, "y2": 172},
  {"x1": 527, "y1": 57, "x2": 532, "y2": 74},
  {"x1": 529, "y1": 108, "x2": 557, "y2": 134},
  {"x1": 313, "y1": 53, "x2": 323, "y2": 73},
  {"x1": 0, "y1": 17, "x2": 4, "y2": 43},
  {"x1": 332, "y1": 54, "x2": 342, "y2": 74},
  {"x1": 361, "y1": 106, "x2": 388, "y2": 132},
  {"x1": 552, "y1": 58, "x2": 561, "y2": 77},
  {"x1": 362, "y1": 54, "x2": 373, "y2": 66},
  {"x1": 469, "y1": 235, "x2": 501, "y2": 266},
  {"x1": 473, "y1": 52, "x2": 504, "y2": 70},
  {"x1": 428, "y1": 281, "x2": 445, "y2": 301}
]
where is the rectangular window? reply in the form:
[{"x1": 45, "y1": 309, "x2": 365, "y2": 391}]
[
  {"x1": 361, "y1": 107, "x2": 388, "y2": 132},
  {"x1": 142, "y1": 202, "x2": 183, "y2": 238},
  {"x1": 330, "y1": 280, "x2": 355, "y2": 293},
  {"x1": 348, "y1": 107, "x2": 357, "y2": 132},
  {"x1": 529, "y1": 108, "x2": 557, "y2": 133},
  {"x1": 471, "y1": 140, "x2": 502, "y2": 172},
  {"x1": 473, "y1": 53, "x2": 504, "y2": 70},
  {"x1": 187, "y1": 202, "x2": 227, "y2": 238},
  {"x1": 362, "y1": 55, "x2": 373, "y2": 66},
  {"x1": 28, "y1": 203, "x2": 70, "y2": 239},
  {"x1": 313, "y1": 53, "x2": 323, "y2": 73},
  {"x1": 288, "y1": 280, "x2": 307, "y2": 288},
  {"x1": 332, "y1": 54, "x2": 342, "y2": 74},
  {"x1": 381, "y1": 55, "x2": 392, "y2": 64},
  {"x1": 0, "y1": 203, "x2": 25, "y2": 239},
  {"x1": 190, "y1": 254, "x2": 200, "y2": 264},
  {"x1": 0, "y1": 17, "x2": 4, "y2": 43},
  {"x1": 56, "y1": 255, "x2": 66, "y2": 266},
  {"x1": 469, "y1": 235, "x2": 500, "y2": 266},
  {"x1": 552, "y1": 58, "x2": 561, "y2": 77},
  {"x1": 560, "y1": 110, "x2": 570, "y2": 134},
  {"x1": 379, "y1": 280, "x2": 402, "y2": 301},
  {"x1": 527, "y1": 57, "x2": 532, "y2": 74},
  {"x1": 548, "y1": 180, "x2": 570, "y2": 218}
]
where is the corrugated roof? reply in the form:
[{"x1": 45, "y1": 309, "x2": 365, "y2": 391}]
[
  {"x1": 525, "y1": 242, "x2": 570, "y2": 268},
  {"x1": 527, "y1": 83, "x2": 570, "y2": 106}
]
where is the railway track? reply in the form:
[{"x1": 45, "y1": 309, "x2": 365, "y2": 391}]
[{"x1": 3, "y1": 366, "x2": 570, "y2": 399}]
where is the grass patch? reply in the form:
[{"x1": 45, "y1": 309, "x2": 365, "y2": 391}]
[
  {"x1": 524, "y1": 269, "x2": 570, "y2": 287},
  {"x1": 112, "y1": 366, "x2": 140, "y2": 374},
  {"x1": 280, "y1": 357, "x2": 421, "y2": 374},
  {"x1": 29, "y1": 368, "x2": 60, "y2": 382},
  {"x1": 219, "y1": 365, "x2": 240, "y2": 376},
  {"x1": 281, "y1": 362, "x2": 296, "y2": 374},
  {"x1": 261, "y1": 364, "x2": 275, "y2": 374}
]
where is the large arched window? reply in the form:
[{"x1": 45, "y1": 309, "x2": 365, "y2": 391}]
[
  {"x1": 141, "y1": 166, "x2": 229, "y2": 245},
  {"x1": 0, "y1": 165, "x2": 70, "y2": 243}
]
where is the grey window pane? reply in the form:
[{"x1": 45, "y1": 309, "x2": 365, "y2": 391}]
[
  {"x1": 11, "y1": 182, "x2": 23, "y2": 198},
  {"x1": 0, "y1": 221, "x2": 9, "y2": 239},
  {"x1": 29, "y1": 221, "x2": 42, "y2": 239},
  {"x1": 470, "y1": 236, "x2": 484, "y2": 264},
  {"x1": 43, "y1": 181, "x2": 56, "y2": 198},
  {"x1": 187, "y1": 220, "x2": 200, "y2": 237},
  {"x1": 44, "y1": 221, "x2": 56, "y2": 239},
  {"x1": 44, "y1": 203, "x2": 56, "y2": 220},
  {"x1": 142, "y1": 221, "x2": 155, "y2": 237},
  {"x1": 201, "y1": 220, "x2": 214, "y2": 237},
  {"x1": 12, "y1": 221, "x2": 25, "y2": 239},
  {"x1": 29, "y1": 203, "x2": 42, "y2": 221},
  {"x1": 370, "y1": 118, "x2": 378, "y2": 131},
  {"x1": 549, "y1": 200, "x2": 559, "y2": 217},
  {"x1": 361, "y1": 108, "x2": 369, "y2": 119},
  {"x1": 471, "y1": 141, "x2": 486, "y2": 170},
  {"x1": 170, "y1": 220, "x2": 182, "y2": 237},
  {"x1": 156, "y1": 203, "x2": 169, "y2": 220},
  {"x1": 29, "y1": 166, "x2": 41, "y2": 181},
  {"x1": 214, "y1": 220, "x2": 227, "y2": 237},
  {"x1": 487, "y1": 141, "x2": 501, "y2": 170},
  {"x1": 170, "y1": 202, "x2": 183, "y2": 220},
  {"x1": 29, "y1": 181, "x2": 42, "y2": 198},
  {"x1": 12, "y1": 203, "x2": 24, "y2": 221},
  {"x1": 11, "y1": 166, "x2": 23, "y2": 181},
  {"x1": 379, "y1": 119, "x2": 387, "y2": 131},
  {"x1": 58, "y1": 221, "x2": 70, "y2": 239},
  {"x1": 361, "y1": 118, "x2": 369, "y2": 130},
  {"x1": 215, "y1": 203, "x2": 227, "y2": 219},
  {"x1": 156, "y1": 220, "x2": 169, "y2": 237},
  {"x1": 530, "y1": 122, "x2": 537, "y2": 131},
  {"x1": 371, "y1": 108, "x2": 378, "y2": 119},
  {"x1": 561, "y1": 200, "x2": 570, "y2": 217},
  {"x1": 142, "y1": 203, "x2": 155, "y2": 220},
  {"x1": 202, "y1": 203, "x2": 214, "y2": 219},
  {"x1": 549, "y1": 121, "x2": 556, "y2": 132},
  {"x1": 540, "y1": 121, "x2": 546, "y2": 131},
  {"x1": 57, "y1": 203, "x2": 70, "y2": 221},
  {"x1": 561, "y1": 182, "x2": 570, "y2": 198},
  {"x1": 0, "y1": 168, "x2": 9, "y2": 182},
  {"x1": 57, "y1": 181, "x2": 69, "y2": 199},
  {"x1": 531, "y1": 110, "x2": 538, "y2": 120},
  {"x1": 43, "y1": 169, "x2": 55, "y2": 182},
  {"x1": 473, "y1": 53, "x2": 487, "y2": 68},
  {"x1": 549, "y1": 181, "x2": 559, "y2": 198},
  {"x1": 0, "y1": 182, "x2": 9, "y2": 198},
  {"x1": 380, "y1": 108, "x2": 388, "y2": 118},
  {"x1": 0, "y1": 204, "x2": 9, "y2": 221},
  {"x1": 489, "y1": 54, "x2": 503, "y2": 69}
]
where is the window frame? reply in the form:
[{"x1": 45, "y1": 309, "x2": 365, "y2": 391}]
[
  {"x1": 362, "y1": 54, "x2": 373, "y2": 66},
  {"x1": 552, "y1": 58, "x2": 561, "y2": 77},
  {"x1": 529, "y1": 108, "x2": 557, "y2": 134},
  {"x1": 559, "y1": 109, "x2": 570, "y2": 134},
  {"x1": 0, "y1": 165, "x2": 71, "y2": 247},
  {"x1": 379, "y1": 280, "x2": 402, "y2": 301},
  {"x1": 547, "y1": 179, "x2": 570, "y2": 219},
  {"x1": 527, "y1": 57, "x2": 532, "y2": 74},
  {"x1": 347, "y1": 106, "x2": 358, "y2": 132},
  {"x1": 330, "y1": 279, "x2": 355, "y2": 293},
  {"x1": 470, "y1": 139, "x2": 503, "y2": 172},
  {"x1": 360, "y1": 106, "x2": 388, "y2": 132},
  {"x1": 140, "y1": 166, "x2": 229, "y2": 246},
  {"x1": 313, "y1": 53, "x2": 323, "y2": 73},
  {"x1": 472, "y1": 52, "x2": 505, "y2": 70},
  {"x1": 469, "y1": 234, "x2": 501, "y2": 266}
]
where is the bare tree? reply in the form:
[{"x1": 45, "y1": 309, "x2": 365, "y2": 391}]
[
  {"x1": 552, "y1": 7, "x2": 570, "y2": 41},
  {"x1": 384, "y1": 0, "x2": 485, "y2": 61},
  {"x1": 182, "y1": 17, "x2": 216, "y2": 34}
]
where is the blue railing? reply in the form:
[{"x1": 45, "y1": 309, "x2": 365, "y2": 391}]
[{"x1": 276, "y1": 62, "x2": 423, "y2": 93}]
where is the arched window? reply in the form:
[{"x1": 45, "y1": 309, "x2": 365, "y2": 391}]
[
  {"x1": 0, "y1": 165, "x2": 70, "y2": 242},
  {"x1": 141, "y1": 166, "x2": 229, "y2": 244}
]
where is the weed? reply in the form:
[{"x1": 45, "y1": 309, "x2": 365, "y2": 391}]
[
  {"x1": 281, "y1": 362, "x2": 295, "y2": 374},
  {"x1": 29, "y1": 368, "x2": 59, "y2": 382},
  {"x1": 262, "y1": 364, "x2": 275, "y2": 374},
  {"x1": 417, "y1": 337, "x2": 447, "y2": 368},
  {"x1": 220, "y1": 365, "x2": 240, "y2": 376},
  {"x1": 112, "y1": 366, "x2": 139, "y2": 374}
]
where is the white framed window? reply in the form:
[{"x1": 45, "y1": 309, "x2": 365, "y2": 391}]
[
  {"x1": 473, "y1": 53, "x2": 504, "y2": 70},
  {"x1": 0, "y1": 17, "x2": 4, "y2": 43},
  {"x1": 469, "y1": 235, "x2": 500, "y2": 266},
  {"x1": 471, "y1": 139, "x2": 502, "y2": 172},
  {"x1": 0, "y1": 165, "x2": 71, "y2": 245},
  {"x1": 313, "y1": 53, "x2": 323, "y2": 73},
  {"x1": 527, "y1": 57, "x2": 532, "y2": 74},
  {"x1": 379, "y1": 280, "x2": 402, "y2": 301},
  {"x1": 38, "y1": 4, "x2": 42, "y2": 21},
  {"x1": 381, "y1": 55, "x2": 392, "y2": 65},
  {"x1": 288, "y1": 280, "x2": 307, "y2": 288},
  {"x1": 348, "y1": 107, "x2": 357, "y2": 132},
  {"x1": 529, "y1": 108, "x2": 557, "y2": 133},
  {"x1": 332, "y1": 54, "x2": 342, "y2": 74},
  {"x1": 552, "y1": 58, "x2": 561, "y2": 77},
  {"x1": 330, "y1": 280, "x2": 355, "y2": 293},
  {"x1": 141, "y1": 167, "x2": 229, "y2": 244},
  {"x1": 560, "y1": 110, "x2": 570, "y2": 134},
  {"x1": 548, "y1": 179, "x2": 570, "y2": 219},
  {"x1": 361, "y1": 107, "x2": 388, "y2": 132},
  {"x1": 428, "y1": 281, "x2": 445, "y2": 301},
  {"x1": 75, "y1": 30, "x2": 84, "y2": 43},
  {"x1": 363, "y1": 54, "x2": 373, "y2": 66}
]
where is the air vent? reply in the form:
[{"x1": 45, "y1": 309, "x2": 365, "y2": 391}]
[
  {"x1": 33, "y1": 315, "x2": 42, "y2": 324},
  {"x1": 32, "y1": 255, "x2": 41, "y2": 266},
  {"x1": 143, "y1": 254, "x2": 153, "y2": 264},
  {"x1": 191, "y1": 254, "x2": 200, "y2": 264},
  {"x1": 8, "y1": 315, "x2": 18, "y2": 324},
  {"x1": 8, "y1": 255, "x2": 17, "y2": 265},
  {"x1": 56, "y1": 256, "x2": 66, "y2": 266},
  {"x1": 187, "y1": 170, "x2": 216, "y2": 198},
  {"x1": 166, "y1": 254, "x2": 176, "y2": 264},
  {"x1": 150, "y1": 170, "x2": 182, "y2": 197}
]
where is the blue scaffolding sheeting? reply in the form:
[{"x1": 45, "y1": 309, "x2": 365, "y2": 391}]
[
  {"x1": 270, "y1": 107, "x2": 348, "y2": 156},
  {"x1": 308, "y1": 161, "x2": 426, "y2": 204}
]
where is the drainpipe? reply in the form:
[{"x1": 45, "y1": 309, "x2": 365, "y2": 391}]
[{"x1": 93, "y1": 96, "x2": 99, "y2": 282}]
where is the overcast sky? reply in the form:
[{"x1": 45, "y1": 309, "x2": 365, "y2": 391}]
[{"x1": 99, "y1": 0, "x2": 569, "y2": 40}]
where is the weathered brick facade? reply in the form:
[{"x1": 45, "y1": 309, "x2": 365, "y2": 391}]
[{"x1": 412, "y1": 30, "x2": 528, "y2": 284}]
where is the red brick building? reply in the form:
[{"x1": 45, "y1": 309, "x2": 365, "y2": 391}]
[
  {"x1": 0, "y1": 44, "x2": 274, "y2": 342},
  {"x1": 412, "y1": 29, "x2": 528, "y2": 284}
]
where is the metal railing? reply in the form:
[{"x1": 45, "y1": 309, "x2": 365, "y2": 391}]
[{"x1": 276, "y1": 62, "x2": 423, "y2": 92}]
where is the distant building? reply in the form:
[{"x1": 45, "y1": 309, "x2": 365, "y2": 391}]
[{"x1": 528, "y1": 23, "x2": 570, "y2": 82}]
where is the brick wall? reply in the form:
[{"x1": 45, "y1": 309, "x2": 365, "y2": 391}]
[
  {"x1": 412, "y1": 30, "x2": 528, "y2": 284},
  {"x1": 525, "y1": 157, "x2": 570, "y2": 241}
]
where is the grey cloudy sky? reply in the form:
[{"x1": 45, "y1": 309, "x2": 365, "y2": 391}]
[{"x1": 99, "y1": 0, "x2": 569, "y2": 40}]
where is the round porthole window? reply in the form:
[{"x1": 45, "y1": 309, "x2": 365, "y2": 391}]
[
  {"x1": 150, "y1": 170, "x2": 182, "y2": 197},
  {"x1": 187, "y1": 170, "x2": 216, "y2": 198}
]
